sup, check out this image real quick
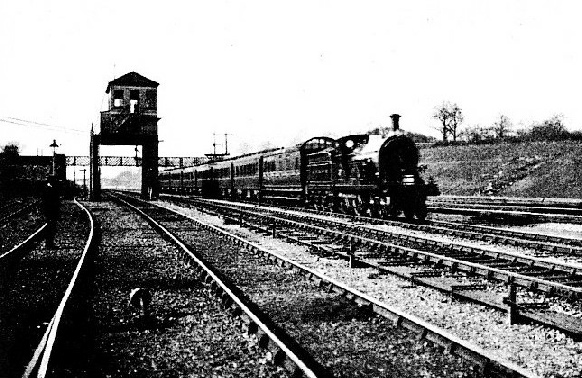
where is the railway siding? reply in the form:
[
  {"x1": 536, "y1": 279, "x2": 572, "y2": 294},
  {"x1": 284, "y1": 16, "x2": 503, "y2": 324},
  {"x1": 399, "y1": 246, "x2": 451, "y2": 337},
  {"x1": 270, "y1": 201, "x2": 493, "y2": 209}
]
[
  {"x1": 144, "y1": 198, "x2": 538, "y2": 378},
  {"x1": 81, "y1": 200, "x2": 290, "y2": 377},
  {"x1": 0, "y1": 201, "x2": 90, "y2": 377},
  {"x1": 236, "y1": 208, "x2": 582, "y2": 336},
  {"x1": 255, "y1": 208, "x2": 582, "y2": 299},
  {"x1": 217, "y1": 206, "x2": 582, "y2": 300},
  {"x1": 0, "y1": 201, "x2": 45, "y2": 255},
  {"x1": 157, "y1": 196, "x2": 582, "y2": 377}
]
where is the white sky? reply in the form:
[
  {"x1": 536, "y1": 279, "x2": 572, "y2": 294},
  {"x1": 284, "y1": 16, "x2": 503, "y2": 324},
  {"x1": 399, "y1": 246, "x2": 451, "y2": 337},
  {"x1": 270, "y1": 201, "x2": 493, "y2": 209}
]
[{"x1": 1, "y1": 0, "x2": 582, "y2": 159}]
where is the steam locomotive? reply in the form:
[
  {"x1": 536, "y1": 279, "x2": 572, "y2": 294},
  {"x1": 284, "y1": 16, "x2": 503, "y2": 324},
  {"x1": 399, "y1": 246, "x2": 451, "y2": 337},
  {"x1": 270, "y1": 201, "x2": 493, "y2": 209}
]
[{"x1": 159, "y1": 114, "x2": 439, "y2": 220}]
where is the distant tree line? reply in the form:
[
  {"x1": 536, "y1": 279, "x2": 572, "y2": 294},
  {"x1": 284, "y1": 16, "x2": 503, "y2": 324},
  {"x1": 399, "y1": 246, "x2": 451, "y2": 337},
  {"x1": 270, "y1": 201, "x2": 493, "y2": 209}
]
[
  {"x1": 0, "y1": 143, "x2": 21, "y2": 195},
  {"x1": 463, "y1": 113, "x2": 582, "y2": 144},
  {"x1": 362, "y1": 103, "x2": 582, "y2": 146},
  {"x1": 431, "y1": 102, "x2": 582, "y2": 145}
]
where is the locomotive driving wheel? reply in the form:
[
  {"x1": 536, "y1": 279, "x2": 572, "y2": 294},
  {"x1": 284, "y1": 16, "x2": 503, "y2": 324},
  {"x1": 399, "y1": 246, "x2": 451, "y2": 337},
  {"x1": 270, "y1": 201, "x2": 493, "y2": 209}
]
[{"x1": 383, "y1": 203, "x2": 399, "y2": 219}]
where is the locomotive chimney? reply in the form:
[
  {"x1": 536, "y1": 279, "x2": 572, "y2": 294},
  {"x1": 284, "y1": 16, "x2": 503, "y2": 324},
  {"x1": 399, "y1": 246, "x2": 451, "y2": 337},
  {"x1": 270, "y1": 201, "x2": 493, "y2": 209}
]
[{"x1": 390, "y1": 114, "x2": 401, "y2": 131}]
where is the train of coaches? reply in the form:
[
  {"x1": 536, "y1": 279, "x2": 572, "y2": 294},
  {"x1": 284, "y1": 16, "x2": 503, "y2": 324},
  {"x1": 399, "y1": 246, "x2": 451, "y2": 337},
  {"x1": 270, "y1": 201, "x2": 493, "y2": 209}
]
[{"x1": 159, "y1": 114, "x2": 439, "y2": 220}]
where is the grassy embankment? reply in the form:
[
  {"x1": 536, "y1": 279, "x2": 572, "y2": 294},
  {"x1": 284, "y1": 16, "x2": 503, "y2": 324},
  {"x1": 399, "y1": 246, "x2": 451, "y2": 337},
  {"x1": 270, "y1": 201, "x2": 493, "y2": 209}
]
[{"x1": 419, "y1": 141, "x2": 582, "y2": 198}]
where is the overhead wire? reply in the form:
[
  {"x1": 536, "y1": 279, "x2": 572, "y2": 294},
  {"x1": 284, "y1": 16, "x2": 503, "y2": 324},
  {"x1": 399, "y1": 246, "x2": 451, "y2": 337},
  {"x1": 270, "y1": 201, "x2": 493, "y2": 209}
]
[{"x1": 0, "y1": 116, "x2": 87, "y2": 135}]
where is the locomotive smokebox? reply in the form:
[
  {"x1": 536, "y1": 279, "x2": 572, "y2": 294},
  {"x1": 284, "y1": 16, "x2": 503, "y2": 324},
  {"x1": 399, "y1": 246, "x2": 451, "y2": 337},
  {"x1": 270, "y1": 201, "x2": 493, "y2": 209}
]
[{"x1": 390, "y1": 114, "x2": 401, "y2": 131}]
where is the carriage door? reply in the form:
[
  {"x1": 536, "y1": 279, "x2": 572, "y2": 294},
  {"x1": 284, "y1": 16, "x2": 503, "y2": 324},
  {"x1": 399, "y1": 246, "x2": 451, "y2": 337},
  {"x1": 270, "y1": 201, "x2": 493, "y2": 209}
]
[
  {"x1": 230, "y1": 162, "x2": 235, "y2": 199},
  {"x1": 258, "y1": 156, "x2": 264, "y2": 205}
]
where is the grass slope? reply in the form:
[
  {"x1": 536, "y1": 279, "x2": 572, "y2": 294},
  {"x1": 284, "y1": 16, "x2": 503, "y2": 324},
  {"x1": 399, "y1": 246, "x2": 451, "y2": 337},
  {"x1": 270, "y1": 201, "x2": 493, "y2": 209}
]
[{"x1": 419, "y1": 141, "x2": 582, "y2": 198}]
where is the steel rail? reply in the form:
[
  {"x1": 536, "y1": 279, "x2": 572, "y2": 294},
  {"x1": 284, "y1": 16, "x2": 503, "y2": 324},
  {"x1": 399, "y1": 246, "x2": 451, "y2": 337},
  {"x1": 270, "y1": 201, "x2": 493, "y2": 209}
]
[
  {"x1": 428, "y1": 205, "x2": 582, "y2": 224},
  {"x1": 280, "y1": 201, "x2": 582, "y2": 250},
  {"x1": 427, "y1": 195, "x2": 582, "y2": 209},
  {"x1": 0, "y1": 200, "x2": 38, "y2": 225},
  {"x1": 305, "y1": 205, "x2": 582, "y2": 254},
  {"x1": 0, "y1": 224, "x2": 46, "y2": 265},
  {"x1": 282, "y1": 202, "x2": 582, "y2": 255},
  {"x1": 147, "y1": 198, "x2": 539, "y2": 378},
  {"x1": 279, "y1": 206, "x2": 582, "y2": 258},
  {"x1": 428, "y1": 219, "x2": 582, "y2": 249},
  {"x1": 112, "y1": 194, "x2": 323, "y2": 378},
  {"x1": 178, "y1": 197, "x2": 582, "y2": 300},
  {"x1": 23, "y1": 199, "x2": 96, "y2": 378},
  {"x1": 160, "y1": 193, "x2": 582, "y2": 252},
  {"x1": 261, "y1": 211, "x2": 582, "y2": 299},
  {"x1": 194, "y1": 199, "x2": 582, "y2": 336}
]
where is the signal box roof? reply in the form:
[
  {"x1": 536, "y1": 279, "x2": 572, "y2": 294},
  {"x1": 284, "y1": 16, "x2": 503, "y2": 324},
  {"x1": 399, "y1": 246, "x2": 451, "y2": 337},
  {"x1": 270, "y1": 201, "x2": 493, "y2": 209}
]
[{"x1": 106, "y1": 72, "x2": 159, "y2": 93}]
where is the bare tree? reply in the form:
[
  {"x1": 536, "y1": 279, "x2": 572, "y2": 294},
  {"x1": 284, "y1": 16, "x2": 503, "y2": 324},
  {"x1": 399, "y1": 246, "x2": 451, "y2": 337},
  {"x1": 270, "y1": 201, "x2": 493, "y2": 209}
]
[
  {"x1": 491, "y1": 114, "x2": 511, "y2": 139},
  {"x1": 447, "y1": 103, "x2": 463, "y2": 142},
  {"x1": 433, "y1": 104, "x2": 450, "y2": 142},
  {"x1": 433, "y1": 102, "x2": 464, "y2": 142}
]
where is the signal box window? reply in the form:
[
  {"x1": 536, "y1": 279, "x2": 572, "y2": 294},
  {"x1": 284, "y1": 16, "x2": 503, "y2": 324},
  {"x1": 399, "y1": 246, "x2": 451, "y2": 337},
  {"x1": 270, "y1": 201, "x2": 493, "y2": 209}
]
[
  {"x1": 130, "y1": 90, "x2": 140, "y2": 113},
  {"x1": 113, "y1": 90, "x2": 124, "y2": 107},
  {"x1": 146, "y1": 90, "x2": 157, "y2": 110}
]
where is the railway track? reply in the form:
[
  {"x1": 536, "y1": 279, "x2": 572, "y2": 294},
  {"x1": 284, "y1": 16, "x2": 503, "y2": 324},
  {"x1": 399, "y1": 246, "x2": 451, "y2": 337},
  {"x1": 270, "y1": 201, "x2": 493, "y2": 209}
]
[
  {"x1": 427, "y1": 196, "x2": 582, "y2": 223},
  {"x1": 0, "y1": 197, "x2": 38, "y2": 225},
  {"x1": 75, "y1": 198, "x2": 303, "y2": 377},
  {"x1": 0, "y1": 198, "x2": 44, "y2": 254},
  {"x1": 157, "y1": 194, "x2": 582, "y2": 339},
  {"x1": 156, "y1": 192, "x2": 582, "y2": 256},
  {"x1": 111, "y1": 193, "x2": 325, "y2": 377},
  {"x1": 309, "y1": 208, "x2": 582, "y2": 259},
  {"x1": 115, "y1": 191, "x2": 536, "y2": 377},
  {"x1": 428, "y1": 195, "x2": 582, "y2": 211},
  {"x1": 0, "y1": 200, "x2": 94, "y2": 377},
  {"x1": 275, "y1": 201, "x2": 582, "y2": 259}
]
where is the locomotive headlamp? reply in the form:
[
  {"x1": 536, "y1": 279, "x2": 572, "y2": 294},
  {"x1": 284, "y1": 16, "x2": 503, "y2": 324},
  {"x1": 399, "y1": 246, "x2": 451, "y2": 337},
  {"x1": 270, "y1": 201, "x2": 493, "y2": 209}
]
[{"x1": 345, "y1": 140, "x2": 354, "y2": 148}]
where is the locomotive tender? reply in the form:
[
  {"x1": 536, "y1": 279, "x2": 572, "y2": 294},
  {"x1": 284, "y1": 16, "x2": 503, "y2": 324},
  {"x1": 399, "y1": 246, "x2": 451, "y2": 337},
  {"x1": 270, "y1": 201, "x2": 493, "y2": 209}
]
[{"x1": 159, "y1": 114, "x2": 439, "y2": 220}]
